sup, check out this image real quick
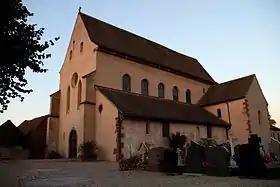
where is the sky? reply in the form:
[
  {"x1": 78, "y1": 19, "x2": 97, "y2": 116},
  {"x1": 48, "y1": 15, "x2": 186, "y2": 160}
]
[{"x1": 0, "y1": 0, "x2": 279, "y2": 126}]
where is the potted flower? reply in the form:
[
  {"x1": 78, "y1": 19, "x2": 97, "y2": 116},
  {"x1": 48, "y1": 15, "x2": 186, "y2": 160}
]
[{"x1": 78, "y1": 141, "x2": 98, "y2": 161}]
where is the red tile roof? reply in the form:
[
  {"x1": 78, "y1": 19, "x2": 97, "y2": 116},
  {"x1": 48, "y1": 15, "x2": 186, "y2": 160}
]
[
  {"x1": 97, "y1": 86, "x2": 230, "y2": 127},
  {"x1": 18, "y1": 115, "x2": 49, "y2": 135},
  {"x1": 198, "y1": 74, "x2": 255, "y2": 106},
  {"x1": 80, "y1": 12, "x2": 216, "y2": 85}
]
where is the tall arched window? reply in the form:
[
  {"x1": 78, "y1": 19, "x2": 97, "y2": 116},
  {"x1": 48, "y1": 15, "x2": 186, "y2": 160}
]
[
  {"x1": 69, "y1": 50, "x2": 73, "y2": 60},
  {"x1": 258, "y1": 110, "x2": 261, "y2": 125},
  {"x1": 141, "y1": 79, "x2": 149, "y2": 96},
  {"x1": 77, "y1": 80, "x2": 82, "y2": 109},
  {"x1": 122, "y1": 74, "x2": 131, "y2": 93},
  {"x1": 186, "y1": 89, "x2": 191, "y2": 104},
  {"x1": 66, "y1": 86, "x2": 70, "y2": 113},
  {"x1": 217, "y1": 108, "x2": 222, "y2": 118},
  {"x1": 80, "y1": 42, "x2": 84, "y2": 53},
  {"x1": 172, "y1": 86, "x2": 179, "y2": 101},
  {"x1": 158, "y1": 83, "x2": 165, "y2": 98}
]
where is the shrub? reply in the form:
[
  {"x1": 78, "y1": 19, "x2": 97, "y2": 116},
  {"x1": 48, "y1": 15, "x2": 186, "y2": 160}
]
[
  {"x1": 46, "y1": 151, "x2": 62, "y2": 159},
  {"x1": 78, "y1": 141, "x2": 98, "y2": 160}
]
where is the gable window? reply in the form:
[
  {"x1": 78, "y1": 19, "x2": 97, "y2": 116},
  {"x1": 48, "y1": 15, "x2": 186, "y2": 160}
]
[
  {"x1": 185, "y1": 89, "x2": 191, "y2": 104},
  {"x1": 122, "y1": 74, "x2": 131, "y2": 93},
  {"x1": 207, "y1": 126, "x2": 212, "y2": 138},
  {"x1": 162, "y1": 123, "x2": 170, "y2": 137},
  {"x1": 203, "y1": 88, "x2": 205, "y2": 93},
  {"x1": 172, "y1": 86, "x2": 179, "y2": 101},
  {"x1": 69, "y1": 50, "x2": 73, "y2": 60},
  {"x1": 80, "y1": 42, "x2": 84, "y2": 53},
  {"x1": 77, "y1": 80, "x2": 82, "y2": 109},
  {"x1": 258, "y1": 110, "x2": 261, "y2": 125},
  {"x1": 66, "y1": 86, "x2": 70, "y2": 113},
  {"x1": 141, "y1": 79, "x2": 149, "y2": 96},
  {"x1": 278, "y1": 133, "x2": 280, "y2": 141},
  {"x1": 217, "y1": 109, "x2": 222, "y2": 118},
  {"x1": 158, "y1": 83, "x2": 165, "y2": 98},
  {"x1": 145, "y1": 121, "x2": 150, "y2": 134},
  {"x1": 272, "y1": 132, "x2": 275, "y2": 139}
]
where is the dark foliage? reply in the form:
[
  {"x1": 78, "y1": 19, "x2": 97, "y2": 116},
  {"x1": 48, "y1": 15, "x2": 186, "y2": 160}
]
[
  {"x1": 1, "y1": 0, "x2": 59, "y2": 113},
  {"x1": 168, "y1": 132, "x2": 186, "y2": 151},
  {"x1": 47, "y1": 151, "x2": 62, "y2": 159},
  {"x1": 78, "y1": 141, "x2": 98, "y2": 160}
]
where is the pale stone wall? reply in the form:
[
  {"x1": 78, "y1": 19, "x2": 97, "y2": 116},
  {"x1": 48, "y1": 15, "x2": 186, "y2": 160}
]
[
  {"x1": 95, "y1": 52, "x2": 211, "y2": 104},
  {"x1": 122, "y1": 120, "x2": 227, "y2": 159},
  {"x1": 57, "y1": 14, "x2": 98, "y2": 158},
  {"x1": 46, "y1": 117, "x2": 59, "y2": 153},
  {"x1": 204, "y1": 99, "x2": 249, "y2": 146},
  {"x1": 246, "y1": 77, "x2": 270, "y2": 151},
  {"x1": 95, "y1": 90, "x2": 118, "y2": 161}
]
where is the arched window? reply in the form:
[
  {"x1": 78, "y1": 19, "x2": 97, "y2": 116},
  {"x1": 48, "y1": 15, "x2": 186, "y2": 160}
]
[
  {"x1": 77, "y1": 80, "x2": 82, "y2": 109},
  {"x1": 66, "y1": 86, "x2": 70, "y2": 113},
  {"x1": 80, "y1": 42, "x2": 83, "y2": 53},
  {"x1": 196, "y1": 126, "x2": 200, "y2": 141},
  {"x1": 258, "y1": 110, "x2": 261, "y2": 125},
  {"x1": 69, "y1": 50, "x2": 73, "y2": 60},
  {"x1": 217, "y1": 108, "x2": 222, "y2": 118},
  {"x1": 186, "y1": 89, "x2": 191, "y2": 104},
  {"x1": 158, "y1": 83, "x2": 165, "y2": 98},
  {"x1": 122, "y1": 74, "x2": 131, "y2": 92},
  {"x1": 172, "y1": 86, "x2": 179, "y2": 101},
  {"x1": 141, "y1": 79, "x2": 149, "y2": 96}
]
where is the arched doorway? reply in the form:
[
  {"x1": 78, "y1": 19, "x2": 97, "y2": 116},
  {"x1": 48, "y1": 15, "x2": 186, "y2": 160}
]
[{"x1": 68, "y1": 129, "x2": 77, "y2": 158}]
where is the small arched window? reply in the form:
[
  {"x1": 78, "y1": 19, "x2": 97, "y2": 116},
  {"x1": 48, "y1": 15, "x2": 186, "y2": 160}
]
[
  {"x1": 69, "y1": 50, "x2": 73, "y2": 60},
  {"x1": 172, "y1": 86, "x2": 179, "y2": 101},
  {"x1": 141, "y1": 79, "x2": 149, "y2": 96},
  {"x1": 77, "y1": 80, "x2": 82, "y2": 109},
  {"x1": 217, "y1": 108, "x2": 222, "y2": 118},
  {"x1": 122, "y1": 74, "x2": 131, "y2": 93},
  {"x1": 186, "y1": 89, "x2": 191, "y2": 104},
  {"x1": 66, "y1": 86, "x2": 70, "y2": 113},
  {"x1": 158, "y1": 83, "x2": 165, "y2": 98},
  {"x1": 80, "y1": 42, "x2": 84, "y2": 53}
]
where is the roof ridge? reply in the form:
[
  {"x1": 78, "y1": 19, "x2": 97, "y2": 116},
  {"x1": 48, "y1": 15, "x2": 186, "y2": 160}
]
[
  {"x1": 79, "y1": 12, "x2": 198, "y2": 61},
  {"x1": 217, "y1": 74, "x2": 255, "y2": 86},
  {"x1": 95, "y1": 85, "x2": 197, "y2": 107}
]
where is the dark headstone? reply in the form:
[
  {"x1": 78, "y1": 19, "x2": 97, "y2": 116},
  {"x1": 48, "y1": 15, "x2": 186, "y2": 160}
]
[
  {"x1": 238, "y1": 135, "x2": 267, "y2": 177},
  {"x1": 204, "y1": 146, "x2": 230, "y2": 176},
  {"x1": 147, "y1": 147, "x2": 165, "y2": 172},
  {"x1": 184, "y1": 141, "x2": 203, "y2": 173}
]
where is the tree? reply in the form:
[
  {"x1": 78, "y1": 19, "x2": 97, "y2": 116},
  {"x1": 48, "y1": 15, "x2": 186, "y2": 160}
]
[{"x1": 0, "y1": 0, "x2": 59, "y2": 113}]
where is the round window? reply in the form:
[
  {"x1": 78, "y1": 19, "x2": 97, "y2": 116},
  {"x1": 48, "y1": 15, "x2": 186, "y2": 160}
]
[{"x1": 71, "y1": 73, "x2": 78, "y2": 88}]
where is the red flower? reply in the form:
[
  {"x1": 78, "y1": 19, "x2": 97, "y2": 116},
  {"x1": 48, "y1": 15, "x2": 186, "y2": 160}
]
[{"x1": 202, "y1": 161, "x2": 213, "y2": 168}]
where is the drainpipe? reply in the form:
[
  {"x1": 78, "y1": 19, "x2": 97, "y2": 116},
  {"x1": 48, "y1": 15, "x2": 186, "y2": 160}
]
[{"x1": 226, "y1": 102, "x2": 232, "y2": 140}]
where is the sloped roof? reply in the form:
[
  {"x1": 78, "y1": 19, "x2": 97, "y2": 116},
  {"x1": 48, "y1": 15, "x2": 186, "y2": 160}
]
[
  {"x1": 50, "y1": 90, "x2": 60, "y2": 97},
  {"x1": 0, "y1": 120, "x2": 25, "y2": 147},
  {"x1": 96, "y1": 86, "x2": 229, "y2": 127},
  {"x1": 271, "y1": 125, "x2": 280, "y2": 131},
  {"x1": 18, "y1": 115, "x2": 49, "y2": 135},
  {"x1": 198, "y1": 74, "x2": 255, "y2": 106},
  {"x1": 79, "y1": 12, "x2": 216, "y2": 85}
]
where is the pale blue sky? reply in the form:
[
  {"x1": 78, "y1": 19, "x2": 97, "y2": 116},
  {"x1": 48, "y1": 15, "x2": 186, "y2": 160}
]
[{"x1": 1, "y1": 0, "x2": 279, "y2": 126}]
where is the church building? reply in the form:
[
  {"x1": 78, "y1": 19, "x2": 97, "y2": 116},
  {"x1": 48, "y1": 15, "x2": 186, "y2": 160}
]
[{"x1": 46, "y1": 12, "x2": 270, "y2": 161}]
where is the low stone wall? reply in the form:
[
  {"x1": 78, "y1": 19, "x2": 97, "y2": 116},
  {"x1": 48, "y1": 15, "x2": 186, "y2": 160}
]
[{"x1": 0, "y1": 147, "x2": 29, "y2": 159}]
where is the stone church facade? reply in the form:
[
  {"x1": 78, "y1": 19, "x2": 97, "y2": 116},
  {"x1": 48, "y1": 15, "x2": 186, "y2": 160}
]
[{"x1": 46, "y1": 12, "x2": 270, "y2": 161}]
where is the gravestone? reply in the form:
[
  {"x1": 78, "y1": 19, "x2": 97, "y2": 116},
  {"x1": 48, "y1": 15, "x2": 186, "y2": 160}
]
[
  {"x1": 204, "y1": 146, "x2": 230, "y2": 176},
  {"x1": 238, "y1": 134, "x2": 267, "y2": 177},
  {"x1": 146, "y1": 147, "x2": 165, "y2": 172},
  {"x1": 184, "y1": 141, "x2": 203, "y2": 173}
]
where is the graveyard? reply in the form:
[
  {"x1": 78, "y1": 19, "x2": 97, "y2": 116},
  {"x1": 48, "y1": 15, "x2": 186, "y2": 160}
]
[{"x1": 119, "y1": 133, "x2": 280, "y2": 180}]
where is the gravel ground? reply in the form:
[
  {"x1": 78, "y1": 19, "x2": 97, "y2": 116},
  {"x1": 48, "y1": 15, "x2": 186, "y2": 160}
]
[{"x1": 0, "y1": 160, "x2": 279, "y2": 187}]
